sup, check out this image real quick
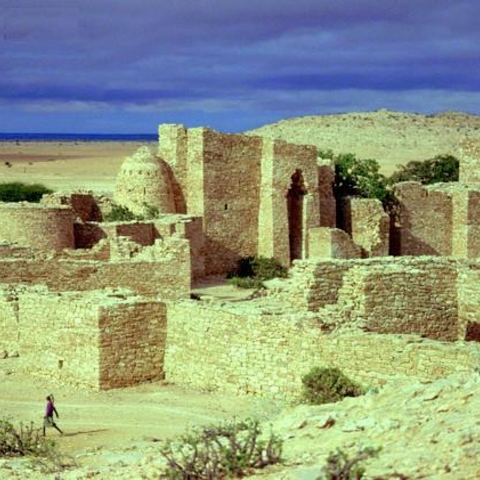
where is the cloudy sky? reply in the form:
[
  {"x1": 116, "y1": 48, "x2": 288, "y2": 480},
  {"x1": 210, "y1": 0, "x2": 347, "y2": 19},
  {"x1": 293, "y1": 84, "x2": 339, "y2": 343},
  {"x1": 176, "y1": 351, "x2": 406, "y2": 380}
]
[{"x1": 1, "y1": 0, "x2": 479, "y2": 134}]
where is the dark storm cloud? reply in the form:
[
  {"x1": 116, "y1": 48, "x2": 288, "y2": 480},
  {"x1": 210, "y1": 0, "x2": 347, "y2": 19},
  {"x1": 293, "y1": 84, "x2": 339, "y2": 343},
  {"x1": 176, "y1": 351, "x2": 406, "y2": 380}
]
[{"x1": 1, "y1": 0, "x2": 480, "y2": 131}]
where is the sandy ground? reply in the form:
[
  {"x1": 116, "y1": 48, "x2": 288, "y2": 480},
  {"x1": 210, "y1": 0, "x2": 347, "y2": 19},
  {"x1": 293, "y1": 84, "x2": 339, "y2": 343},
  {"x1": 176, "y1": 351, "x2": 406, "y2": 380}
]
[{"x1": 0, "y1": 141, "x2": 156, "y2": 194}]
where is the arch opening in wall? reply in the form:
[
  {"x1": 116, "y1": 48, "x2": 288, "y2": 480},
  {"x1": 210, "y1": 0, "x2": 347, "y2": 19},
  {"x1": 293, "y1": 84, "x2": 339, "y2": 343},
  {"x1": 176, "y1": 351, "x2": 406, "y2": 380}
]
[{"x1": 287, "y1": 169, "x2": 307, "y2": 262}]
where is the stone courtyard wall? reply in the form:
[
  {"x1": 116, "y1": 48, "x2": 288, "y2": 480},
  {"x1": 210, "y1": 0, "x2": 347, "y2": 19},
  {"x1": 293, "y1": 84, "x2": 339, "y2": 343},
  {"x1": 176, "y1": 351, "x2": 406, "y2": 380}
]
[
  {"x1": 457, "y1": 266, "x2": 480, "y2": 341},
  {"x1": 164, "y1": 301, "x2": 480, "y2": 400},
  {"x1": 307, "y1": 227, "x2": 362, "y2": 259},
  {"x1": 336, "y1": 260, "x2": 459, "y2": 340},
  {"x1": 41, "y1": 192, "x2": 102, "y2": 222},
  {"x1": 0, "y1": 238, "x2": 190, "y2": 299},
  {"x1": 0, "y1": 203, "x2": 75, "y2": 251},
  {"x1": 394, "y1": 182, "x2": 453, "y2": 256},
  {"x1": 99, "y1": 300, "x2": 167, "y2": 389},
  {"x1": 451, "y1": 187, "x2": 480, "y2": 258},
  {"x1": 0, "y1": 286, "x2": 167, "y2": 389}
]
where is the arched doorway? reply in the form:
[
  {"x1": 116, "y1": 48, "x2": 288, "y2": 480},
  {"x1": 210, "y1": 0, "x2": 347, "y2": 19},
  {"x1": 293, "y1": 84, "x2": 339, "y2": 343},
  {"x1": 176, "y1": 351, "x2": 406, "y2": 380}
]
[{"x1": 287, "y1": 169, "x2": 307, "y2": 262}]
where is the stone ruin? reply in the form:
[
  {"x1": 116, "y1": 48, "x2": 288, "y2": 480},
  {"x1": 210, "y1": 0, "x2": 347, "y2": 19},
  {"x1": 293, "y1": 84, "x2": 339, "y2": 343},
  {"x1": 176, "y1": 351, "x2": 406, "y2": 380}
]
[{"x1": 1, "y1": 125, "x2": 480, "y2": 399}]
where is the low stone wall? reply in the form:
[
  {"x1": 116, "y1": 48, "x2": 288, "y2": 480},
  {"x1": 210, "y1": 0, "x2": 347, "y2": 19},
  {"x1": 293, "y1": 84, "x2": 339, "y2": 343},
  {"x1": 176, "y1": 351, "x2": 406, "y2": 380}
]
[
  {"x1": 457, "y1": 266, "x2": 480, "y2": 341},
  {"x1": 308, "y1": 227, "x2": 361, "y2": 259},
  {"x1": 164, "y1": 300, "x2": 480, "y2": 400},
  {"x1": 99, "y1": 300, "x2": 167, "y2": 389},
  {"x1": 0, "y1": 286, "x2": 168, "y2": 389},
  {"x1": 337, "y1": 260, "x2": 459, "y2": 340},
  {"x1": 0, "y1": 238, "x2": 191, "y2": 299}
]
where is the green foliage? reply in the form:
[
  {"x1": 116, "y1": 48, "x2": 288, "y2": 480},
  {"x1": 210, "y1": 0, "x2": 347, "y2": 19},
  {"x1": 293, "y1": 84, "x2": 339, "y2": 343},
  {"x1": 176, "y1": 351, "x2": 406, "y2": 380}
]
[
  {"x1": 0, "y1": 182, "x2": 53, "y2": 203},
  {"x1": 227, "y1": 256, "x2": 288, "y2": 289},
  {"x1": 160, "y1": 418, "x2": 283, "y2": 479},
  {"x1": 333, "y1": 153, "x2": 390, "y2": 205},
  {"x1": 0, "y1": 418, "x2": 56, "y2": 457},
  {"x1": 318, "y1": 447, "x2": 381, "y2": 480},
  {"x1": 388, "y1": 154, "x2": 459, "y2": 185},
  {"x1": 103, "y1": 203, "x2": 160, "y2": 222},
  {"x1": 301, "y1": 367, "x2": 365, "y2": 405}
]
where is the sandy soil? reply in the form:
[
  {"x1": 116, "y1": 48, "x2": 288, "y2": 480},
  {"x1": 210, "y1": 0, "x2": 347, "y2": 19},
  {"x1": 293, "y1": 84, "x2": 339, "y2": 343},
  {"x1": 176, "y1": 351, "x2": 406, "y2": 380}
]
[{"x1": 0, "y1": 141, "x2": 156, "y2": 194}]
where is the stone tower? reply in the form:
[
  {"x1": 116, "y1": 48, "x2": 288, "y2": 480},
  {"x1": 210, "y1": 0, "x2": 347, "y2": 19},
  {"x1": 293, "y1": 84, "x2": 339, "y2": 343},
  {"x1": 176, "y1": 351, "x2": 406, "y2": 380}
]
[{"x1": 113, "y1": 146, "x2": 176, "y2": 217}]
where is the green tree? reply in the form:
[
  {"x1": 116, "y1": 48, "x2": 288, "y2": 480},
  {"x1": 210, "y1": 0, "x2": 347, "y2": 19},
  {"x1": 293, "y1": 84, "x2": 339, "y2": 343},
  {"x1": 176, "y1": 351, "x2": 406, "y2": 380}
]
[
  {"x1": 388, "y1": 154, "x2": 459, "y2": 185},
  {"x1": 0, "y1": 182, "x2": 53, "y2": 203}
]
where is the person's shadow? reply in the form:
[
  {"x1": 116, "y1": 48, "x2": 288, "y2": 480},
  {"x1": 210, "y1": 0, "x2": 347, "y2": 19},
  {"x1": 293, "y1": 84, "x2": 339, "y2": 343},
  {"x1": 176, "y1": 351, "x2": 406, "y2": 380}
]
[{"x1": 61, "y1": 429, "x2": 109, "y2": 437}]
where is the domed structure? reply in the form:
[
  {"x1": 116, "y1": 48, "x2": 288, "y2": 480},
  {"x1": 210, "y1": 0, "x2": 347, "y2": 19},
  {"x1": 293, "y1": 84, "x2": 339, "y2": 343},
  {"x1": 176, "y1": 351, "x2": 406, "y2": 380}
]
[{"x1": 113, "y1": 146, "x2": 176, "y2": 217}]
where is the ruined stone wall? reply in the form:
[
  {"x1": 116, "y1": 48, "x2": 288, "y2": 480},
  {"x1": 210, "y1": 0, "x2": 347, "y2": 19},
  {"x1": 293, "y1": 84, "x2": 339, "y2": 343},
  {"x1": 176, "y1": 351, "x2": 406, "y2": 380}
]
[
  {"x1": 187, "y1": 128, "x2": 263, "y2": 275},
  {"x1": 342, "y1": 198, "x2": 390, "y2": 257},
  {"x1": 317, "y1": 159, "x2": 336, "y2": 227},
  {"x1": 394, "y1": 182, "x2": 453, "y2": 255},
  {"x1": 337, "y1": 260, "x2": 459, "y2": 340},
  {"x1": 41, "y1": 192, "x2": 102, "y2": 222},
  {"x1": 451, "y1": 187, "x2": 480, "y2": 258},
  {"x1": 0, "y1": 203, "x2": 75, "y2": 252},
  {"x1": 0, "y1": 241, "x2": 190, "y2": 299},
  {"x1": 308, "y1": 227, "x2": 362, "y2": 260},
  {"x1": 158, "y1": 124, "x2": 188, "y2": 213},
  {"x1": 99, "y1": 301, "x2": 167, "y2": 389},
  {"x1": 164, "y1": 301, "x2": 480, "y2": 400},
  {"x1": 0, "y1": 286, "x2": 168, "y2": 389},
  {"x1": 457, "y1": 266, "x2": 480, "y2": 341},
  {"x1": 0, "y1": 286, "x2": 100, "y2": 387},
  {"x1": 258, "y1": 139, "x2": 320, "y2": 266}
]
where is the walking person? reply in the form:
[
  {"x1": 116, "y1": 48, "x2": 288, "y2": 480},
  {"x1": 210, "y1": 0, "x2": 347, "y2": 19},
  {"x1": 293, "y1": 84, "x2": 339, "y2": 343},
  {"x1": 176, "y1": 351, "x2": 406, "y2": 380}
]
[{"x1": 43, "y1": 394, "x2": 63, "y2": 436}]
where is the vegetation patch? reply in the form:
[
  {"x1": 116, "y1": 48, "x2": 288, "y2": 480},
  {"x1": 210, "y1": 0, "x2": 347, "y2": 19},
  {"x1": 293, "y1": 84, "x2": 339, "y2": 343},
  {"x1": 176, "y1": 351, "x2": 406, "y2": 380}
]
[
  {"x1": 0, "y1": 182, "x2": 53, "y2": 203},
  {"x1": 160, "y1": 418, "x2": 283, "y2": 479},
  {"x1": 301, "y1": 367, "x2": 365, "y2": 405},
  {"x1": 103, "y1": 203, "x2": 159, "y2": 222},
  {"x1": 318, "y1": 447, "x2": 381, "y2": 480},
  {"x1": 227, "y1": 256, "x2": 288, "y2": 289}
]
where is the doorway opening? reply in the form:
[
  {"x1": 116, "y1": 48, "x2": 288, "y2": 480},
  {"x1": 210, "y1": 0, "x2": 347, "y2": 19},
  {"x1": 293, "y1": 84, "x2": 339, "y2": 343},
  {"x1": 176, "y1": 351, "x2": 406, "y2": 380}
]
[{"x1": 287, "y1": 169, "x2": 307, "y2": 262}]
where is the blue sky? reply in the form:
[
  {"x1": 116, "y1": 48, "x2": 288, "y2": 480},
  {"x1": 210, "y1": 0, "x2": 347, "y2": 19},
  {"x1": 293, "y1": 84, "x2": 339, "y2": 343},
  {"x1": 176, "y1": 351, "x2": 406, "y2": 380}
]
[{"x1": 1, "y1": 0, "x2": 480, "y2": 134}]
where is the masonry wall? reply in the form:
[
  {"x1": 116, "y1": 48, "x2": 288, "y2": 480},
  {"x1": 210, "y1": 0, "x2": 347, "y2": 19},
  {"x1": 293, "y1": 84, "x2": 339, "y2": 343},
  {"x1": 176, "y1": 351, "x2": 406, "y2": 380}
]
[
  {"x1": 0, "y1": 203, "x2": 75, "y2": 251},
  {"x1": 99, "y1": 301, "x2": 167, "y2": 389},
  {"x1": 317, "y1": 160, "x2": 336, "y2": 228},
  {"x1": 342, "y1": 198, "x2": 390, "y2": 257},
  {"x1": 164, "y1": 301, "x2": 480, "y2": 400},
  {"x1": 187, "y1": 128, "x2": 264, "y2": 274},
  {"x1": 394, "y1": 182, "x2": 453, "y2": 255},
  {"x1": 308, "y1": 227, "x2": 362, "y2": 259},
  {"x1": 452, "y1": 188, "x2": 480, "y2": 258},
  {"x1": 0, "y1": 241, "x2": 190, "y2": 299},
  {"x1": 258, "y1": 139, "x2": 320, "y2": 266},
  {"x1": 337, "y1": 261, "x2": 459, "y2": 340},
  {"x1": 457, "y1": 266, "x2": 480, "y2": 341},
  {"x1": 0, "y1": 286, "x2": 100, "y2": 387},
  {"x1": 0, "y1": 286, "x2": 168, "y2": 389},
  {"x1": 42, "y1": 192, "x2": 102, "y2": 222}
]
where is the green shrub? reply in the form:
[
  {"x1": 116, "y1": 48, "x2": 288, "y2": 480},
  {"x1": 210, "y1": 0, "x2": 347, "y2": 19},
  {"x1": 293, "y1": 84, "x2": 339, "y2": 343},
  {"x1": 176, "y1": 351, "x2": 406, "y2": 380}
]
[
  {"x1": 103, "y1": 203, "x2": 160, "y2": 222},
  {"x1": 0, "y1": 418, "x2": 56, "y2": 457},
  {"x1": 318, "y1": 447, "x2": 380, "y2": 480},
  {"x1": 103, "y1": 204, "x2": 139, "y2": 222},
  {"x1": 0, "y1": 182, "x2": 53, "y2": 203},
  {"x1": 227, "y1": 256, "x2": 288, "y2": 289},
  {"x1": 301, "y1": 367, "x2": 364, "y2": 405},
  {"x1": 160, "y1": 418, "x2": 283, "y2": 479}
]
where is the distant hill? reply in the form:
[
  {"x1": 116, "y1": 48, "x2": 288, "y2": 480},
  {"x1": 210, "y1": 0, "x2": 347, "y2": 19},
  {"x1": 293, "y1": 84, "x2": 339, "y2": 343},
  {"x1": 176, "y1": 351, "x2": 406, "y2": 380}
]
[{"x1": 245, "y1": 110, "x2": 480, "y2": 175}]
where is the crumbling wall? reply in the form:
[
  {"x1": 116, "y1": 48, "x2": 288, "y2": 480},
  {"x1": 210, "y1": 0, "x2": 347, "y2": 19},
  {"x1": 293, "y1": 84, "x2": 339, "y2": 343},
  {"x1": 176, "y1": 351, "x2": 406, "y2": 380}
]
[
  {"x1": 457, "y1": 266, "x2": 480, "y2": 342},
  {"x1": 186, "y1": 128, "x2": 263, "y2": 274},
  {"x1": 99, "y1": 300, "x2": 167, "y2": 389},
  {"x1": 41, "y1": 192, "x2": 102, "y2": 222},
  {"x1": 308, "y1": 227, "x2": 362, "y2": 259},
  {"x1": 394, "y1": 182, "x2": 453, "y2": 255},
  {"x1": 258, "y1": 139, "x2": 320, "y2": 266},
  {"x1": 337, "y1": 261, "x2": 459, "y2": 340},
  {"x1": 342, "y1": 197, "x2": 390, "y2": 257},
  {"x1": 451, "y1": 187, "x2": 480, "y2": 258},
  {"x1": 0, "y1": 237, "x2": 191, "y2": 299},
  {"x1": 164, "y1": 301, "x2": 480, "y2": 400},
  {"x1": 0, "y1": 203, "x2": 75, "y2": 251},
  {"x1": 0, "y1": 286, "x2": 168, "y2": 389},
  {"x1": 317, "y1": 159, "x2": 336, "y2": 227}
]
